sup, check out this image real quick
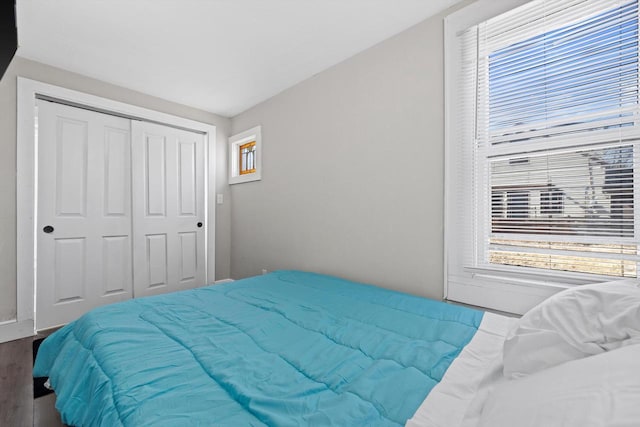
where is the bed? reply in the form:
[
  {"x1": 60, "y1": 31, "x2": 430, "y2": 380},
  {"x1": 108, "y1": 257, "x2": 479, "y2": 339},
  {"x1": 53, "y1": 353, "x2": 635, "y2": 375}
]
[{"x1": 34, "y1": 270, "x2": 640, "y2": 426}]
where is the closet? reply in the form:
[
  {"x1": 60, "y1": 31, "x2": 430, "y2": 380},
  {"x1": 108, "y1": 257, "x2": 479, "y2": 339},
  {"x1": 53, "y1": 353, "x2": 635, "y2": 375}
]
[{"x1": 36, "y1": 100, "x2": 206, "y2": 329}]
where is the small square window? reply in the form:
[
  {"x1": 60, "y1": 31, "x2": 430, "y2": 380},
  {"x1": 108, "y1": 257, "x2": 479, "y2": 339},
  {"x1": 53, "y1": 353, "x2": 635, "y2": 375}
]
[{"x1": 229, "y1": 126, "x2": 261, "y2": 184}]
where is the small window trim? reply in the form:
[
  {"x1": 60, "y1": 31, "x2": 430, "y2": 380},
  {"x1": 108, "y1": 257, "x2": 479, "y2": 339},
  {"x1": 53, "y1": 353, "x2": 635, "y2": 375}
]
[{"x1": 229, "y1": 125, "x2": 262, "y2": 184}]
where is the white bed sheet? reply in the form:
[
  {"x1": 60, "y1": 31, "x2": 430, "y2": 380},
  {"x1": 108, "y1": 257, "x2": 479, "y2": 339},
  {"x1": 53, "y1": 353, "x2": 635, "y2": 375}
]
[{"x1": 406, "y1": 312, "x2": 517, "y2": 427}]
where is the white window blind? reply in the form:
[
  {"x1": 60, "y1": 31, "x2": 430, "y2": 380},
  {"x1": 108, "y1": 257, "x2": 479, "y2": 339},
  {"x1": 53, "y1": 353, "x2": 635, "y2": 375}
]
[{"x1": 446, "y1": 0, "x2": 639, "y2": 313}]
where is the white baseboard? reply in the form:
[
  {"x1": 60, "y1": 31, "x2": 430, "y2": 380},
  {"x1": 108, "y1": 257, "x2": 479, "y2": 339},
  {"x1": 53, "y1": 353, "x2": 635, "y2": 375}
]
[
  {"x1": 214, "y1": 278, "x2": 234, "y2": 285},
  {"x1": 0, "y1": 319, "x2": 35, "y2": 343}
]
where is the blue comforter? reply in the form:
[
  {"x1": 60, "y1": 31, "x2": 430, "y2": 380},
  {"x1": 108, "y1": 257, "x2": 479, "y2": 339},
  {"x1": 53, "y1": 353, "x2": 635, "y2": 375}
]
[{"x1": 34, "y1": 271, "x2": 483, "y2": 426}]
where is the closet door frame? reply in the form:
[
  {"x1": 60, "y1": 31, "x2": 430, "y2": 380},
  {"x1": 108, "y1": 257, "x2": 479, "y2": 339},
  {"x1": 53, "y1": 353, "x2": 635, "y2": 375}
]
[{"x1": 13, "y1": 77, "x2": 216, "y2": 341}]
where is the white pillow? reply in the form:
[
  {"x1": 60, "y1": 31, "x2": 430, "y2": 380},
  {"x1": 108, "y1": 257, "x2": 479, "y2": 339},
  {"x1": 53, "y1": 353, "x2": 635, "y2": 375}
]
[
  {"x1": 480, "y1": 344, "x2": 640, "y2": 427},
  {"x1": 503, "y1": 278, "x2": 640, "y2": 378}
]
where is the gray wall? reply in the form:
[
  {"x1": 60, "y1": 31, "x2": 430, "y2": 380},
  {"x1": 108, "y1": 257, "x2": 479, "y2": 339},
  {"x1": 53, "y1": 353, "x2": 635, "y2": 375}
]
[
  {"x1": 230, "y1": 10, "x2": 450, "y2": 298},
  {"x1": 0, "y1": 57, "x2": 231, "y2": 322}
]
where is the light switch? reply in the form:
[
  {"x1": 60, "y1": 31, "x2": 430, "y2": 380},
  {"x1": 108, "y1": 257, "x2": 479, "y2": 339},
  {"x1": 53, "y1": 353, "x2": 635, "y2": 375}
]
[{"x1": 216, "y1": 193, "x2": 224, "y2": 204}]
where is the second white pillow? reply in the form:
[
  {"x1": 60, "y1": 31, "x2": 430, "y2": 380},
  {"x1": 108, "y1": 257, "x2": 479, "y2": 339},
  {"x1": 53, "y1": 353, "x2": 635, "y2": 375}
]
[{"x1": 481, "y1": 344, "x2": 640, "y2": 427}]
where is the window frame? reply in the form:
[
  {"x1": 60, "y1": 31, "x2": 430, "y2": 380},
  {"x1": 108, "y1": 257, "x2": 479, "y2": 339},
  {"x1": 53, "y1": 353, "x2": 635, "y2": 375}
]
[
  {"x1": 229, "y1": 125, "x2": 262, "y2": 184},
  {"x1": 444, "y1": 0, "x2": 639, "y2": 314}
]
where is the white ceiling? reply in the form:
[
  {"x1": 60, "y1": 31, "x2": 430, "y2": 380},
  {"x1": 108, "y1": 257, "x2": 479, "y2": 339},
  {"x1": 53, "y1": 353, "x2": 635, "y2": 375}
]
[{"x1": 16, "y1": 0, "x2": 461, "y2": 117}]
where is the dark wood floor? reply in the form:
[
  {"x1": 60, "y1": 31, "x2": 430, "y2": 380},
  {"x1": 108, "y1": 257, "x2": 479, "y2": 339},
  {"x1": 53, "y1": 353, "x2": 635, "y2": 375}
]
[{"x1": 0, "y1": 336, "x2": 65, "y2": 427}]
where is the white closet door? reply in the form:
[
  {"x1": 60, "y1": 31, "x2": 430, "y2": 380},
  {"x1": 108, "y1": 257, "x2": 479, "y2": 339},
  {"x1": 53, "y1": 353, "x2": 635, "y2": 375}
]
[
  {"x1": 131, "y1": 121, "x2": 206, "y2": 297},
  {"x1": 36, "y1": 101, "x2": 133, "y2": 330}
]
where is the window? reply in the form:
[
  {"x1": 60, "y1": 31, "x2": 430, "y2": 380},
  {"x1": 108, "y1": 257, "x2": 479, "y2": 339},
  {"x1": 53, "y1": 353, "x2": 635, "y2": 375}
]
[
  {"x1": 239, "y1": 141, "x2": 256, "y2": 175},
  {"x1": 506, "y1": 191, "x2": 529, "y2": 219},
  {"x1": 540, "y1": 189, "x2": 563, "y2": 216},
  {"x1": 229, "y1": 126, "x2": 262, "y2": 184},
  {"x1": 445, "y1": 0, "x2": 639, "y2": 313}
]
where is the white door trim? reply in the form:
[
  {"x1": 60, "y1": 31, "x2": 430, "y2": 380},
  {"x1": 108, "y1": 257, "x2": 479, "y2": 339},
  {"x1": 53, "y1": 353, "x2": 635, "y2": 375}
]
[{"x1": 14, "y1": 77, "x2": 216, "y2": 340}]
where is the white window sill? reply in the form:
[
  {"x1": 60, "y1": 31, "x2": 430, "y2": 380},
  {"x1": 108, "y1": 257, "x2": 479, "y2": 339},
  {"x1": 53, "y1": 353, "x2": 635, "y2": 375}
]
[{"x1": 229, "y1": 173, "x2": 261, "y2": 185}]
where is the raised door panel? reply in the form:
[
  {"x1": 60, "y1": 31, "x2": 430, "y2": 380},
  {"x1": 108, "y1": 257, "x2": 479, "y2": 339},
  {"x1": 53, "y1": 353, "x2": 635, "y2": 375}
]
[
  {"x1": 179, "y1": 231, "x2": 197, "y2": 284},
  {"x1": 53, "y1": 238, "x2": 86, "y2": 303},
  {"x1": 178, "y1": 141, "x2": 196, "y2": 216},
  {"x1": 145, "y1": 134, "x2": 167, "y2": 217},
  {"x1": 104, "y1": 128, "x2": 129, "y2": 217},
  {"x1": 146, "y1": 234, "x2": 168, "y2": 288},
  {"x1": 102, "y1": 236, "x2": 131, "y2": 296},
  {"x1": 55, "y1": 118, "x2": 88, "y2": 217}
]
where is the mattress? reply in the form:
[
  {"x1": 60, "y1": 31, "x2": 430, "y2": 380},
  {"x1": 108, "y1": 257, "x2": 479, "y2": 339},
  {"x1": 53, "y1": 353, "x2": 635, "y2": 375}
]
[{"x1": 34, "y1": 270, "x2": 485, "y2": 426}]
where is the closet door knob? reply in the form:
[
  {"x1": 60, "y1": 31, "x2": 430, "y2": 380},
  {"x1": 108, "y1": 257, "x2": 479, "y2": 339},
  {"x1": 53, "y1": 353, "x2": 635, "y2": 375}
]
[
  {"x1": 43, "y1": 225, "x2": 54, "y2": 233},
  {"x1": 197, "y1": 222, "x2": 203, "y2": 228}
]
